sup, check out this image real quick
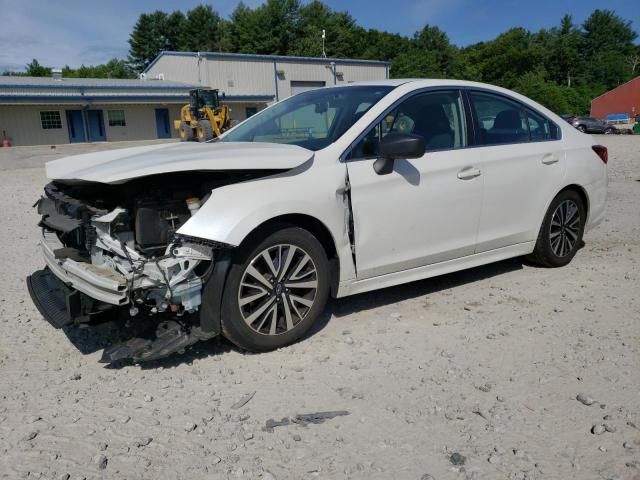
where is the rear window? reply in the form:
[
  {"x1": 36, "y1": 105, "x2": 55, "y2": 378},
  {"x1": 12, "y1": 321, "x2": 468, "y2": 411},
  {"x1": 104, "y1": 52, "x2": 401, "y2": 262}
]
[
  {"x1": 470, "y1": 91, "x2": 560, "y2": 145},
  {"x1": 470, "y1": 92, "x2": 528, "y2": 145},
  {"x1": 525, "y1": 108, "x2": 560, "y2": 141}
]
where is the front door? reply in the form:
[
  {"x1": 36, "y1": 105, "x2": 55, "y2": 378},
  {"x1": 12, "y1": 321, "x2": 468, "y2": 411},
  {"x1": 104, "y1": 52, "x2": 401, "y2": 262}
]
[
  {"x1": 346, "y1": 90, "x2": 483, "y2": 279},
  {"x1": 65, "y1": 110, "x2": 85, "y2": 143},
  {"x1": 87, "y1": 110, "x2": 106, "y2": 141},
  {"x1": 155, "y1": 108, "x2": 171, "y2": 138}
]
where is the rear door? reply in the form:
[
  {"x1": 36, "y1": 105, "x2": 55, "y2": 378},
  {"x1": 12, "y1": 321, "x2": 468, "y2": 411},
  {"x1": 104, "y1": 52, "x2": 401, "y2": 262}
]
[{"x1": 468, "y1": 90, "x2": 566, "y2": 252}]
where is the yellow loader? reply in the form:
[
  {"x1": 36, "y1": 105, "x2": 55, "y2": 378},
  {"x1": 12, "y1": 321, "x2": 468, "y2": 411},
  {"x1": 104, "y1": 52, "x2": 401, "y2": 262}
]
[{"x1": 175, "y1": 88, "x2": 232, "y2": 142}]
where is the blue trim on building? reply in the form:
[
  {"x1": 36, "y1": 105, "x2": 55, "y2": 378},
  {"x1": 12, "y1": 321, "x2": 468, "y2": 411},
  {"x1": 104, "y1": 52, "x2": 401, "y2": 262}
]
[
  {"x1": 144, "y1": 51, "x2": 390, "y2": 74},
  {"x1": 0, "y1": 83, "x2": 200, "y2": 91},
  {"x1": 272, "y1": 60, "x2": 280, "y2": 102},
  {"x1": 0, "y1": 94, "x2": 274, "y2": 103}
]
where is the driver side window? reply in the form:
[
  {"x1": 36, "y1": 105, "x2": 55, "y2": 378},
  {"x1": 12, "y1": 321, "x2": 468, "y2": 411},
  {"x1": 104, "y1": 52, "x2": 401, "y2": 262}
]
[{"x1": 351, "y1": 90, "x2": 467, "y2": 159}]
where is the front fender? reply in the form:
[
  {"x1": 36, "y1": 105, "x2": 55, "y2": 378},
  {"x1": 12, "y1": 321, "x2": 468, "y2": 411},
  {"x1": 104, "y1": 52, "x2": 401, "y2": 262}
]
[{"x1": 177, "y1": 160, "x2": 356, "y2": 281}]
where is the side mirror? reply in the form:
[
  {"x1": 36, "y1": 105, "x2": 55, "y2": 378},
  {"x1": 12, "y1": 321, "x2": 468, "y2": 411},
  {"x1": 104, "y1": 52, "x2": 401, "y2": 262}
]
[{"x1": 373, "y1": 132, "x2": 425, "y2": 175}]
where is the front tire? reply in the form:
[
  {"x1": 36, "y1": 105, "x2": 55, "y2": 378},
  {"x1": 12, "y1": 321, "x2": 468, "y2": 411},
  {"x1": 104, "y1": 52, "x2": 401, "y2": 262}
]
[
  {"x1": 528, "y1": 190, "x2": 586, "y2": 267},
  {"x1": 576, "y1": 125, "x2": 586, "y2": 133},
  {"x1": 220, "y1": 227, "x2": 330, "y2": 352}
]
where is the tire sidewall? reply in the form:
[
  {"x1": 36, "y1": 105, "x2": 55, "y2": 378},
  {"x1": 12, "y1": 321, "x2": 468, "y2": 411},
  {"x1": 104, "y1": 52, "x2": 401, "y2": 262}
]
[
  {"x1": 220, "y1": 227, "x2": 330, "y2": 351},
  {"x1": 539, "y1": 190, "x2": 586, "y2": 267}
]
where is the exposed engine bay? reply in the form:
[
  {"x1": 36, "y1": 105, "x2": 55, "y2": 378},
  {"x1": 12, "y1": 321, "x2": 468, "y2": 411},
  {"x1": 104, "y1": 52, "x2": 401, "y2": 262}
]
[{"x1": 30, "y1": 170, "x2": 280, "y2": 362}]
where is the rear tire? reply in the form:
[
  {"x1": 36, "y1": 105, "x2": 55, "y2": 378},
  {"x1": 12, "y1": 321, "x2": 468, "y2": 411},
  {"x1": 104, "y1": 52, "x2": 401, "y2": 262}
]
[
  {"x1": 604, "y1": 127, "x2": 614, "y2": 135},
  {"x1": 527, "y1": 190, "x2": 586, "y2": 267},
  {"x1": 577, "y1": 125, "x2": 586, "y2": 133},
  {"x1": 220, "y1": 227, "x2": 330, "y2": 352}
]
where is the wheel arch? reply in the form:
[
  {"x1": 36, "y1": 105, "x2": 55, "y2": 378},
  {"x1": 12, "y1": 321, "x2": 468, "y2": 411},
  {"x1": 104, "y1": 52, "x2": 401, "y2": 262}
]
[
  {"x1": 238, "y1": 214, "x2": 341, "y2": 297},
  {"x1": 558, "y1": 183, "x2": 589, "y2": 218}
]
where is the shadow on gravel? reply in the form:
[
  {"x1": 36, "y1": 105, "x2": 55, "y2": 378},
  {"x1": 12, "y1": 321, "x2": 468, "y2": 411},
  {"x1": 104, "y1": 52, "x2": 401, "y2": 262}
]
[
  {"x1": 59, "y1": 258, "x2": 524, "y2": 368},
  {"x1": 329, "y1": 258, "x2": 525, "y2": 319}
]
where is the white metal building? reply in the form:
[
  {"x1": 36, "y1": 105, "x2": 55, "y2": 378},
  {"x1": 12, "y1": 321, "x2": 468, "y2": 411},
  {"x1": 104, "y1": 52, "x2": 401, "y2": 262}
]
[
  {"x1": 144, "y1": 51, "x2": 390, "y2": 120},
  {"x1": 0, "y1": 52, "x2": 389, "y2": 146}
]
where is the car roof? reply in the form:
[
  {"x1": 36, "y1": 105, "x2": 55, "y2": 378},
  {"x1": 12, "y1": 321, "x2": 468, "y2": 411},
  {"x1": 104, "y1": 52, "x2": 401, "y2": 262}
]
[{"x1": 329, "y1": 78, "x2": 530, "y2": 92}]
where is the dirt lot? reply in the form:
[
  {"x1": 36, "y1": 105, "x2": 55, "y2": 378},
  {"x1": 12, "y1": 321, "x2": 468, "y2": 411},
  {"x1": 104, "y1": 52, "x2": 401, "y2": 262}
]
[{"x1": 0, "y1": 136, "x2": 638, "y2": 480}]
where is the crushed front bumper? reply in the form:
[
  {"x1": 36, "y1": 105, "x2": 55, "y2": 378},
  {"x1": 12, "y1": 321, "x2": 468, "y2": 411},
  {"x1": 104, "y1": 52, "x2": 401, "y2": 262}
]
[{"x1": 40, "y1": 231, "x2": 128, "y2": 305}]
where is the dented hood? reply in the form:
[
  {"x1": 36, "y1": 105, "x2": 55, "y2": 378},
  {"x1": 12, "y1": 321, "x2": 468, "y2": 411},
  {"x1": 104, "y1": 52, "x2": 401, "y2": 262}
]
[{"x1": 46, "y1": 141, "x2": 314, "y2": 183}]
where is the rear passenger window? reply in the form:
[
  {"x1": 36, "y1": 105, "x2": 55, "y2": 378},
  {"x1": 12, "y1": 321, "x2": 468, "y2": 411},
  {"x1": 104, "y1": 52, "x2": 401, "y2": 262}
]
[
  {"x1": 525, "y1": 108, "x2": 559, "y2": 141},
  {"x1": 470, "y1": 92, "x2": 528, "y2": 145}
]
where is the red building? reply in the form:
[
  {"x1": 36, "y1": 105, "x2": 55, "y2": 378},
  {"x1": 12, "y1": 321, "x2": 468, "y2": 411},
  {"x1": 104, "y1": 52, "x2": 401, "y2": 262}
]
[{"x1": 591, "y1": 76, "x2": 640, "y2": 119}]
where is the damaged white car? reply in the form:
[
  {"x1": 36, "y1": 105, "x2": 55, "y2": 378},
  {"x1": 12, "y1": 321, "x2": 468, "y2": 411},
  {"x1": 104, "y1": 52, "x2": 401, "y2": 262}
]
[{"x1": 27, "y1": 80, "x2": 607, "y2": 363}]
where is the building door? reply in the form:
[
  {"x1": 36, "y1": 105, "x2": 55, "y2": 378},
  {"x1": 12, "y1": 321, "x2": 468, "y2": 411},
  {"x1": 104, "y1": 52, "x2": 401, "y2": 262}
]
[
  {"x1": 65, "y1": 110, "x2": 85, "y2": 143},
  {"x1": 290, "y1": 81, "x2": 326, "y2": 96},
  {"x1": 87, "y1": 110, "x2": 106, "y2": 141},
  {"x1": 155, "y1": 108, "x2": 171, "y2": 139},
  {"x1": 245, "y1": 107, "x2": 258, "y2": 118}
]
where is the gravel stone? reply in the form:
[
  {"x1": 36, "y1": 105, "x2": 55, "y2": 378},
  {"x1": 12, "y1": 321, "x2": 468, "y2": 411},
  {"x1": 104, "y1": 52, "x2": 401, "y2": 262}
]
[
  {"x1": 576, "y1": 393, "x2": 595, "y2": 406},
  {"x1": 94, "y1": 454, "x2": 108, "y2": 470}
]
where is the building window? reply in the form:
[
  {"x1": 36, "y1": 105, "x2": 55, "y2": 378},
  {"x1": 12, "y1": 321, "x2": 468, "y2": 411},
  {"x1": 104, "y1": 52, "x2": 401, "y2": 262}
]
[
  {"x1": 107, "y1": 110, "x2": 126, "y2": 127},
  {"x1": 40, "y1": 111, "x2": 62, "y2": 129}
]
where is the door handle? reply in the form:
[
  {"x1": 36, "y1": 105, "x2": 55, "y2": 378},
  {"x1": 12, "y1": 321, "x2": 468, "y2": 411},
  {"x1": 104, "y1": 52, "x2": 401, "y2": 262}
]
[
  {"x1": 542, "y1": 154, "x2": 559, "y2": 165},
  {"x1": 457, "y1": 167, "x2": 481, "y2": 180}
]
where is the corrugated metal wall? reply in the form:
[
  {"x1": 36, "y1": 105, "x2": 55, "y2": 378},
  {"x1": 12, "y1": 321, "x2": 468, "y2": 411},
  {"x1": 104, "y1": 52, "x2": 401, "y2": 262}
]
[
  {"x1": 591, "y1": 77, "x2": 640, "y2": 119},
  {"x1": 205, "y1": 59, "x2": 274, "y2": 96},
  {"x1": 146, "y1": 54, "x2": 388, "y2": 101}
]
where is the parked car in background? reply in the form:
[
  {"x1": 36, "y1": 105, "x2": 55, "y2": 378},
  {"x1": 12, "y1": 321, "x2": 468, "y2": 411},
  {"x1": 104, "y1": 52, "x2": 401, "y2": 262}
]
[
  {"x1": 560, "y1": 114, "x2": 576, "y2": 124},
  {"x1": 27, "y1": 79, "x2": 608, "y2": 363},
  {"x1": 571, "y1": 116, "x2": 617, "y2": 134},
  {"x1": 604, "y1": 113, "x2": 635, "y2": 134}
]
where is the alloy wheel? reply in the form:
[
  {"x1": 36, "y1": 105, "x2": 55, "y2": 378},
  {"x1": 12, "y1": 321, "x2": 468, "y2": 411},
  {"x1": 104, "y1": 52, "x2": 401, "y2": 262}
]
[
  {"x1": 237, "y1": 244, "x2": 318, "y2": 336},
  {"x1": 549, "y1": 199, "x2": 580, "y2": 257}
]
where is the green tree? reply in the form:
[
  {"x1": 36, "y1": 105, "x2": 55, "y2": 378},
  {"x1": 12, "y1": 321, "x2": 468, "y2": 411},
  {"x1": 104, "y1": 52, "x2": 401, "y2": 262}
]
[
  {"x1": 359, "y1": 29, "x2": 411, "y2": 62},
  {"x1": 230, "y1": 0, "x2": 300, "y2": 55},
  {"x1": 180, "y1": 5, "x2": 222, "y2": 51},
  {"x1": 128, "y1": 11, "x2": 169, "y2": 71},
  {"x1": 62, "y1": 59, "x2": 136, "y2": 79},
  {"x1": 462, "y1": 28, "x2": 543, "y2": 88},
  {"x1": 291, "y1": 1, "x2": 364, "y2": 58},
  {"x1": 538, "y1": 15, "x2": 581, "y2": 87},
  {"x1": 580, "y1": 9, "x2": 638, "y2": 89},
  {"x1": 25, "y1": 59, "x2": 51, "y2": 76},
  {"x1": 164, "y1": 11, "x2": 187, "y2": 51}
]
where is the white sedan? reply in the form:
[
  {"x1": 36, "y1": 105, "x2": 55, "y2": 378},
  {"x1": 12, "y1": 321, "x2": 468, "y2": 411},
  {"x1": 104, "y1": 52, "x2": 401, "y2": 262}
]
[{"x1": 27, "y1": 79, "x2": 607, "y2": 362}]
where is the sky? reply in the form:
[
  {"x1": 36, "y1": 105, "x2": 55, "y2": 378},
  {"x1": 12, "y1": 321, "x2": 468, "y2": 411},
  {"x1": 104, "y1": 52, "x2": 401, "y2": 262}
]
[{"x1": 1, "y1": 0, "x2": 638, "y2": 72}]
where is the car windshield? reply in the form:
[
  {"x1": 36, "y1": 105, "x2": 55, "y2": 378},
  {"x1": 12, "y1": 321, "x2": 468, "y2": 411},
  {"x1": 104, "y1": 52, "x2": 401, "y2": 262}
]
[{"x1": 219, "y1": 85, "x2": 394, "y2": 151}]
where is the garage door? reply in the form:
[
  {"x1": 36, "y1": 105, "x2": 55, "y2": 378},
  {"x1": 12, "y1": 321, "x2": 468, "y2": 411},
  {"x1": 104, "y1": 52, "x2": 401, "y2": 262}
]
[{"x1": 290, "y1": 81, "x2": 326, "y2": 96}]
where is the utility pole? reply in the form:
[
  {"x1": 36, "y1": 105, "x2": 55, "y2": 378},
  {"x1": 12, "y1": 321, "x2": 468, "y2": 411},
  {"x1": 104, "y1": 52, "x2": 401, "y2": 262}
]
[{"x1": 322, "y1": 29, "x2": 327, "y2": 58}]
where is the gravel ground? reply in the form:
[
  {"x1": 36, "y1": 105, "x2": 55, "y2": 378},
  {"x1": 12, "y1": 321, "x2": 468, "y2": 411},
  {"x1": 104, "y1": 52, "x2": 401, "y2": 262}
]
[{"x1": 0, "y1": 136, "x2": 638, "y2": 480}]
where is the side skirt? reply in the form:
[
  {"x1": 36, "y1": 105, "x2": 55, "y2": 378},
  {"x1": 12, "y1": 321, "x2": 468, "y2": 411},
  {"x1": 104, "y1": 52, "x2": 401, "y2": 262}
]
[{"x1": 336, "y1": 242, "x2": 535, "y2": 298}]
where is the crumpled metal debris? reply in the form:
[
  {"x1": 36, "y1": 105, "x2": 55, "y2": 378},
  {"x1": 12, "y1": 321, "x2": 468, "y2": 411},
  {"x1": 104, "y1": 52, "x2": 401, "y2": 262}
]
[
  {"x1": 231, "y1": 391, "x2": 256, "y2": 410},
  {"x1": 262, "y1": 410, "x2": 350, "y2": 432}
]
